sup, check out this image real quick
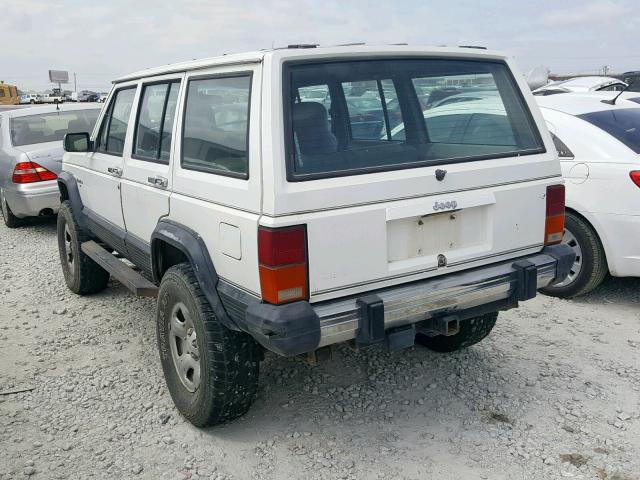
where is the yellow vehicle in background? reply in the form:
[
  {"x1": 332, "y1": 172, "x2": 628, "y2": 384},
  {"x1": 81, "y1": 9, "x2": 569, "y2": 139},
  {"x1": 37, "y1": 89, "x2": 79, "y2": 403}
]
[{"x1": 0, "y1": 82, "x2": 20, "y2": 105}]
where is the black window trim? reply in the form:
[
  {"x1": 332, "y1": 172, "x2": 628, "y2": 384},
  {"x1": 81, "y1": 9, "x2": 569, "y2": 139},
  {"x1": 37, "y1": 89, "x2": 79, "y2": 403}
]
[
  {"x1": 282, "y1": 56, "x2": 546, "y2": 182},
  {"x1": 95, "y1": 85, "x2": 138, "y2": 157},
  {"x1": 180, "y1": 71, "x2": 253, "y2": 180},
  {"x1": 131, "y1": 79, "x2": 181, "y2": 165}
]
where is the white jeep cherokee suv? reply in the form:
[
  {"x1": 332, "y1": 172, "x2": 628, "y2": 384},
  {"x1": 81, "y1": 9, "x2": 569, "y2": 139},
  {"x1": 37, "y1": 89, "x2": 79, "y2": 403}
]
[{"x1": 57, "y1": 45, "x2": 574, "y2": 427}]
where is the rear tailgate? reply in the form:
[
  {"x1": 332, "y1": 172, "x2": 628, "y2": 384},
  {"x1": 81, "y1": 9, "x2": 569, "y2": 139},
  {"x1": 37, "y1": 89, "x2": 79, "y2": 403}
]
[
  {"x1": 276, "y1": 158, "x2": 558, "y2": 302},
  {"x1": 262, "y1": 50, "x2": 560, "y2": 303}
]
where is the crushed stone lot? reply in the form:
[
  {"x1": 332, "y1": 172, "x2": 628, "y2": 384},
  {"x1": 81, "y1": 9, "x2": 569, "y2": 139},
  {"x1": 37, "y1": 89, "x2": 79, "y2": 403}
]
[{"x1": 1, "y1": 219, "x2": 639, "y2": 480}]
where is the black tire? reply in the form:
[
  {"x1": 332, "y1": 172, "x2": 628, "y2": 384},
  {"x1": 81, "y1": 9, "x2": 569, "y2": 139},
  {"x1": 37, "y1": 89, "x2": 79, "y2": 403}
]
[
  {"x1": 416, "y1": 312, "x2": 498, "y2": 353},
  {"x1": 540, "y1": 211, "x2": 608, "y2": 298},
  {"x1": 1, "y1": 191, "x2": 24, "y2": 228},
  {"x1": 57, "y1": 200, "x2": 110, "y2": 294},
  {"x1": 157, "y1": 263, "x2": 260, "y2": 427},
  {"x1": 30, "y1": 99, "x2": 35, "y2": 104}
]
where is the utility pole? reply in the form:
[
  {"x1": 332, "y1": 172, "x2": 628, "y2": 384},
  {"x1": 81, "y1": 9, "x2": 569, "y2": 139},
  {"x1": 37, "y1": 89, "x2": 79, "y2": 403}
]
[
  {"x1": 602, "y1": 65, "x2": 610, "y2": 76},
  {"x1": 74, "y1": 73, "x2": 77, "y2": 93}
]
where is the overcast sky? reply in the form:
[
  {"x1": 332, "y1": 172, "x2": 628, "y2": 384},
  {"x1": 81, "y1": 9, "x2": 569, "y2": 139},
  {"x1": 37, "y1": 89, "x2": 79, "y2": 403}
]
[{"x1": 2, "y1": 0, "x2": 639, "y2": 91}]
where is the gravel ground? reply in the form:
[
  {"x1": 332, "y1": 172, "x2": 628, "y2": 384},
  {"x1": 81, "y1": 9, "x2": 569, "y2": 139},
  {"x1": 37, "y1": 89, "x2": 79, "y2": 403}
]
[{"x1": 1, "y1": 218, "x2": 639, "y2": 480}]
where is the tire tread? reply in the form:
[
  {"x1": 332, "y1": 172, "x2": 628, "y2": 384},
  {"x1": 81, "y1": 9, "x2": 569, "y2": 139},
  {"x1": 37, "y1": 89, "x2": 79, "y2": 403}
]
[
  {"x1": 57, "y1": 200, "x2": 110, "y2": 295},
  {"x1": 159, "y1": 264, "x2": 260, "y2": 427}
]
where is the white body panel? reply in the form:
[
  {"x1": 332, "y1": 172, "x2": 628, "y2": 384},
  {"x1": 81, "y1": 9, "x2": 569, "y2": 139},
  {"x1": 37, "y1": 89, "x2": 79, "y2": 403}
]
[
  {"x1": 64, "y1": 45, "x2": 564, "y2": 305},
  {"x1": 538, "y1": 93, "x2": 640, "y2": 278},
  {"x1": 64, "y1": 85, "x2": 134, "y2": 232},
  {"x1": 167, "y1": 63, "x2": 263, "y2": 294},
  {"x1": 120, "y1": 74, "x2": 184, "y2": 244},
  {"x1": 260, "y1": 48, "x2": 560, "y2": 302}
]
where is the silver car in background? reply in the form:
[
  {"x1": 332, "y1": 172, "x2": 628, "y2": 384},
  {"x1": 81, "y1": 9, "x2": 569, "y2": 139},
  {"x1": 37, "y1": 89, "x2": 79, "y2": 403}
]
[{"x1": 0, "y1": 104, "x2": 100, "y2": 227}]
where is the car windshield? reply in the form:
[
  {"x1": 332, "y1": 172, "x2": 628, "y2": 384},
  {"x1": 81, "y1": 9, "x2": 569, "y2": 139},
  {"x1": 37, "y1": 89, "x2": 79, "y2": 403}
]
[
  {"x1": 286, "y1": 58, "x2": 543, "y2": 179},
  {"x1": 10, "y1": 109, "x2": 100, "y2": 147},
  {"x1": 578, "y1": 108, "x2": 640, "y2": 153}
]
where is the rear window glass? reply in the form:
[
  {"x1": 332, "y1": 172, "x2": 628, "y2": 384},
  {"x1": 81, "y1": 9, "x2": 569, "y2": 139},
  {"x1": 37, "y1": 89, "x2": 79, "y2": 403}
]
[
  {"x1": 578, "y1": 108, "x2": 640, "y2": 153},
  {"x1": 10, "y1": 109, "x2": 100, "y2": 147},
  {"x1": 285, "y1": 59, "x2": 543, "y2": 179}
]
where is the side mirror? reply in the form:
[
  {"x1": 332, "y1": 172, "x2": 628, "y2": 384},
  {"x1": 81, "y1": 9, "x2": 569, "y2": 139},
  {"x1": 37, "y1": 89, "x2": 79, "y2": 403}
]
[{"x1": 64, "y1": 132, "x2": 92, "y2": 152}]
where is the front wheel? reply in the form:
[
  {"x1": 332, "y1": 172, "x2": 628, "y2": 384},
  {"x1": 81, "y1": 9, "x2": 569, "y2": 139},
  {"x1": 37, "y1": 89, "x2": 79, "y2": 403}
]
[
  {"x1": 540, "y1": 211, "x2": 608, "y2": 298},
  {"x1": 416, "y1": 312, "x2": 498, "y2": 353},
  {"x1": 157, "y1": 263, "x2": 260, "y2": 427},
  {"x1": 57, "y1": 201, "x2": 110, "y2": 294}
]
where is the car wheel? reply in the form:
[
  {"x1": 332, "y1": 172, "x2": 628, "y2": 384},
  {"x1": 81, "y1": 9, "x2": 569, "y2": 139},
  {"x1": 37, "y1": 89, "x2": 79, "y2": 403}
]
[
  {"x1": 1, "y1": 191, "x2": 24, "y2": 228},
  {"x1": 415, "y1": 312, "x2": 498, "y2": 353},
  {"x1": 540, "y1": 211, "x2": 608, "y2": 298},
  {"x1": 157, "y1": 263, "x2": 260, "y2": 427},
  {"x1": 57, "y1": 200, "x2": 110, "y2": 294},
  {"x1": 30, "y1": 99, "x2": 35, "y2": 104}
]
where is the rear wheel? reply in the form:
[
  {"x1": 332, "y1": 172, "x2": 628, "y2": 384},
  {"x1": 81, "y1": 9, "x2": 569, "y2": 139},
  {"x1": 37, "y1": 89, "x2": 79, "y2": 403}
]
[
  {"x1": 1, "y1": 191, "x2": 24, "y2": 228},
  {"x1": 157, "y1": 263, "x2": 260, "y2": 427},
  {"x1": 57, "y1": 200, "x2": 110, "y2": 294},
  {"x1": 416, "y1": 312, "x2": 498, "y2": 353},
  {"x1": 540, "y1": 211, "x2": 607, "y2": 298}
]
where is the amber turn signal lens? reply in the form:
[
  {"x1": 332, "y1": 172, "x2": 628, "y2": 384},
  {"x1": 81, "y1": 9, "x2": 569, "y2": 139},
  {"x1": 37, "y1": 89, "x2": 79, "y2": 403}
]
[{"x1": 258, "y1": 225, "x2": 308, "y2": 305}]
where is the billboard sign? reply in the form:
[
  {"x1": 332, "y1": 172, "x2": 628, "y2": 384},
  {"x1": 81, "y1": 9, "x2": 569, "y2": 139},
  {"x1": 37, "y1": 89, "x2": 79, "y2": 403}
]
[{"x1": 49, "y1": 70, "x2": 69, "y2": 83}]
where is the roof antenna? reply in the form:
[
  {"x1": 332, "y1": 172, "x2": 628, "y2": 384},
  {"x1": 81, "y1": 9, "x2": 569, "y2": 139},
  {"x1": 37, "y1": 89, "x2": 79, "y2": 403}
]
[{"x1": 602, "y1": 79, "x2": 634, "y2": 105}]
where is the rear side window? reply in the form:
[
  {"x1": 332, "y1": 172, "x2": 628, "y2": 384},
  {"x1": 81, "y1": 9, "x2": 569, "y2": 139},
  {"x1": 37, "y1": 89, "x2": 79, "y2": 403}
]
[
  {"x1": 285, "y1": 59, "x2": 544, "y2": 180},
  {"x1": 133, "y1": 82, "x2": 180, "y2": 163},
  {"x1": 181, "y1": 75, "x2": 251, "y2": 178},
  {"x1": 96, "y1": 87, "x2": 136, "y2": 156},
  {"x1": 10, "y1": 109, "x2": 100, "y2": 147},
  {"x1": 578, "y1": 108, "x2": 640, "y2": 153}
]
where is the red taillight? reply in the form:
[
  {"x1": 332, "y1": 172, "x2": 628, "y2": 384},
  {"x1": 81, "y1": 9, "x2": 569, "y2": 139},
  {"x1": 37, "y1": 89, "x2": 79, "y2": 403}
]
[
  {"x1": 258, "y1": 225, "x2": 308, "y2": 305},
  {"x1": 545, "y1": 184, "x2": 565, "y2": 245},
  {"x1": 12, "y1": 161, "x2": 57, "y2": 184},
  {"x1": 631, "y1": 171, "x2": 640, "y2": 188}
]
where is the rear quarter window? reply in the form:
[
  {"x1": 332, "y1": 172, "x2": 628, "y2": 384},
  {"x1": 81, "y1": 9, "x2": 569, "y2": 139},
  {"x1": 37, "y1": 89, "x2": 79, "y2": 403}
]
[
  {"x1": 578, "y1": 108, "x2": 640, "y2": 153},
  {"x1": 284, "y1": 58, "x2": 544, "y2": 180},
  {"x1": 181, "y1": 74, "x2": 251, "y2": 179}
]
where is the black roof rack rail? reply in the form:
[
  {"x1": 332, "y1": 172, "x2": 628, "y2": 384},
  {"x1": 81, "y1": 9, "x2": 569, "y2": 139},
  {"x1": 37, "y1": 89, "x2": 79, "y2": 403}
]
[
  {"x1": 459, "y1": 45, "x2": 487, "y2": 50},
  {"x1": 286, "y1": 44, "x2": 318, "y2": 49}
]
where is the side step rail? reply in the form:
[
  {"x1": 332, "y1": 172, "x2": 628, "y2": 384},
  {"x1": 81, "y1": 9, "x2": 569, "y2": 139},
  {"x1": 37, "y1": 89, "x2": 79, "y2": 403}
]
[{"x1": 81, "y1": 240, "x2": 158, "y2": 297}]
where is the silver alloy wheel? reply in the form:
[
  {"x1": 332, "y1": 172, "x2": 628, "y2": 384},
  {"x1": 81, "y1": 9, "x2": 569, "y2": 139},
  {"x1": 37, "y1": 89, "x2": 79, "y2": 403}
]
[
  {"x1": 63, "y1": 224, "x2": 74, "y2": 267},
  {"x1": 169, "y1": 302, "x2": 201, "y2": 393},
  {"x1": 555, "y1": 227, "x2": 583, "y2": 287}
]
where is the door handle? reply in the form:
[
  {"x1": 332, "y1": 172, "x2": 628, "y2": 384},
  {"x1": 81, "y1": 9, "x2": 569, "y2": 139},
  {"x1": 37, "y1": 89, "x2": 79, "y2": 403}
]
[
  {"x1": 107, "y1": 166, "x2": 122, "y2": 177},
  {"x1": 147, "y1": 176, "x2": 168, "y2": 188}
]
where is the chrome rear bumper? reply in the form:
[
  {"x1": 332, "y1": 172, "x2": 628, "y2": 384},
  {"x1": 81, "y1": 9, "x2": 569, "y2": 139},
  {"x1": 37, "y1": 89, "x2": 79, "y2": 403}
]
[
  {"x1": 231, "y1": 244, "x2": 575, "y2": 356},
  {"x1": 314, "y1": 251, "x2": 559, "y2": 347}
]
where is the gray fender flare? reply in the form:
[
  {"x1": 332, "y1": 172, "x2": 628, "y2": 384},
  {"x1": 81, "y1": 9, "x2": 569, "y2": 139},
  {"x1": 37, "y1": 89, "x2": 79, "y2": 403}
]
[{"x1": 151, "y1": 219, "x2": 237, "y2": 331}]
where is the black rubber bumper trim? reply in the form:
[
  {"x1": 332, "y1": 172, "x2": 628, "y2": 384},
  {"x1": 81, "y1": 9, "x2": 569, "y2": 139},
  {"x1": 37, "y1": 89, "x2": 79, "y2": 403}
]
[
  {"x1": 243, "y1": 301, "x2": 321, "y2": 357},
  {"x1": 541, "y1": 243, "x2": 576, "y2": 285}
]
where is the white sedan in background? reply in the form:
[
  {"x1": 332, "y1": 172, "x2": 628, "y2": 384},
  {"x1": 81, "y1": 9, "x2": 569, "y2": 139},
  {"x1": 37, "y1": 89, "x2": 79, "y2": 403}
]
[
  {"x1": 536, "y1": 92, "x2": 640, "y2": 297},
  {"x1": 533, "y1": 76, "x2": 627, "y2": 96}
]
